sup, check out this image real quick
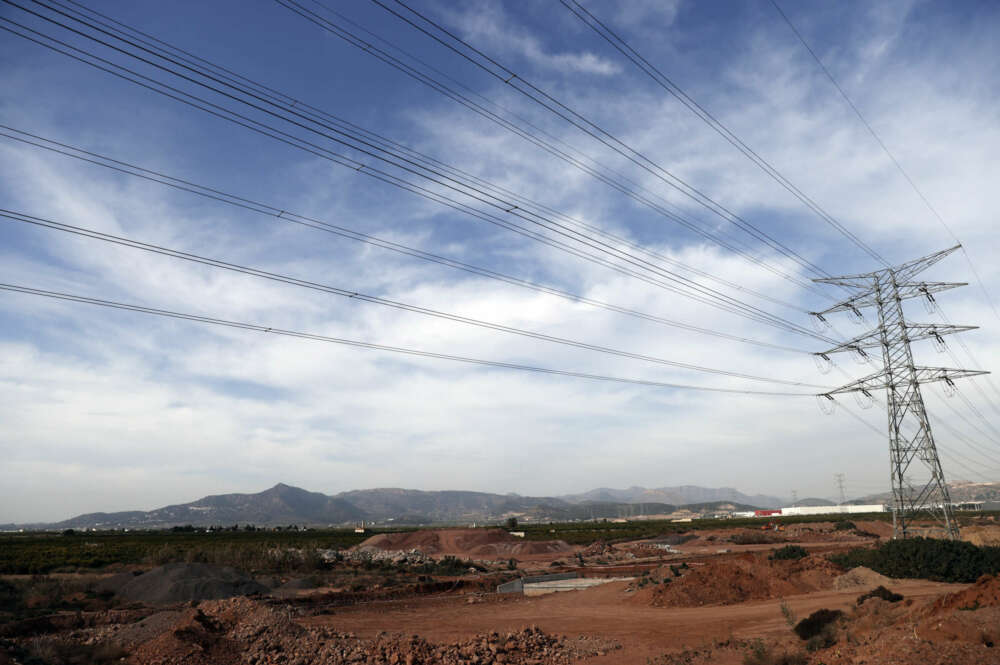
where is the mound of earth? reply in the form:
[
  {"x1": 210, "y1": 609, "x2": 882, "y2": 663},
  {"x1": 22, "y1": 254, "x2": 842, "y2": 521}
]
[
  {"x1": 833, "y1": 566, "x2": 893, "y2": 590},
  {"x1": 118, "y1": 563, "x2": 268, "y2": 605},
  {"x1": 923, "y1": 574, "x2": 1000, "y2": 615},
  {"x1": 807, "y1": 577, "x2": 1000, "y2": 665},
  {"x1": 961, "y1": 525, "x2": 1000, "y2": 546},
  {"x1": 639, "y1": 553, "x2": 842, "y2": 607},
  {"x1": 852, "y1": 520, "x2": 893, "y2": 538},
  {"x1": 357, "y1": 528, "x2": 572, "y2": 558},
  {"x1": 117, "y1": 596, "x2": 617, "y2": 664}
]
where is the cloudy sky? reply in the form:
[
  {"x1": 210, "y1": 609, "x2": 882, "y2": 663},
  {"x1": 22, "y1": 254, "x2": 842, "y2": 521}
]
[{"x1": 1, "y1": 0, "x2": 998, "y2": 522}]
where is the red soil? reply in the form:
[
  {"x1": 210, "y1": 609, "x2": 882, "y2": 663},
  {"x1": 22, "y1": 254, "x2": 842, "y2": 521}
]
[
  {"x1": 306, "y1": 576, "x2": 966, "y2": 664},
  {"x1": 634, "y1": 553, "x2": 843, "y2": 607},
  {"x1": 923, "y1": 573, "x2": 1000, "y2": 614}
]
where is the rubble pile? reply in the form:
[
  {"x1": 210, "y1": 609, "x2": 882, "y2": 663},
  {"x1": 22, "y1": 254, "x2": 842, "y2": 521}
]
[{"x1": 324, "y1": 548, "x2": 435, "y2": 566}]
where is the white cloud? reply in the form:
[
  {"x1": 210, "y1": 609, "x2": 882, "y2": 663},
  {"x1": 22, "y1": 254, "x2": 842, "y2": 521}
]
[
  {"x1": 0, "y1": 0, "x2": 997, "y2": 522},
  {"x1": 441, "y1": 2, "x2": 623, "y2": 76}
]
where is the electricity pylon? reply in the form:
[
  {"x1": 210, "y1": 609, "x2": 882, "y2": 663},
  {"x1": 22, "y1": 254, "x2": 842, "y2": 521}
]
[
  {"x1": 812, "y1": 245, "x2": 988, "y2": 540},
  {"x1": 835, "y1": 473, "x2": 847, "y2": 505}
]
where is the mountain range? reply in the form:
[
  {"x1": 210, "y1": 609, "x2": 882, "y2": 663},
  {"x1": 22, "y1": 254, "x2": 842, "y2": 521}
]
[
  {"x1": 2, "y1": 483, "x2": 786, "y2": 530},
  {"x1": 8, "y1": 481, "x2": 994, "y2": 531}
]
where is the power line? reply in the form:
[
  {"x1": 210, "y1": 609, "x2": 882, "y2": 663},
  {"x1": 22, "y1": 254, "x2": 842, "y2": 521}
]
[
  {"x1": 559, "y1": 0, "x2": 889, "y2": 267},
  {"x1": 364, "y1": 0, "x2": 842, "y2": 279},
  {"x1": 271, "y1": 0, "x2": 833, "y2": 295},
  {"x1": 36, "y1": 0, "x2": 807, "y2": 316},
  {"x1": 929, "y1": 392, "x2": 1000, "y2": 466},
  {"x1": 19, "y1": 0, "x2": 826, "y2": 303},
  {"x1": 0, "y1": 283, "x2": 819, "y2": 396},
  {"x1": 0, "y1": 208, "x2": 831, "y2": 389},
  {"x1": 0, "y1": 10, "x2": 832, "y2": 341},
  {"x1": 0, "y1": 126, "x2": 817, "y2": 355},
  {"x1": 769, "y1": 0, "x2": 1000, "y2": 321},
  {"x1": 838, "y1": 401, "x2": 998, "y2": 484},
  {"x1": 934, "y1": 302, "x2": 1000, "y2": 413}
]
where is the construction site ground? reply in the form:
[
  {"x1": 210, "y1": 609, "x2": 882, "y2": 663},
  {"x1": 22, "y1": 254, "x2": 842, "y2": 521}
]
[
  {"x1": 302, "y1": 577, "x2": 964, "y2": 664},
  {"x1": 3, "y1": 519, "x2": 999, "y2": 664}
]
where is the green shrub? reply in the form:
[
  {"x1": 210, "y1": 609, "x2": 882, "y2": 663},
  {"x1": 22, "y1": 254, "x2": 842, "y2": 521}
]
[
  {"x1": 856, "y1": 585, "x2": 903, "y2": 605},
  {"x1": 770, "y1": 545, "x2": 809, "y2": 561},
  {"x1": 834, "y1": 521, "x2": 856, "y2": 531},
  {"x1": 830, "y1": 538, "x2": 1000, "y2": 583},
  {"x1": 793, "y1": 609, "x2": 843, "y2": 641}
]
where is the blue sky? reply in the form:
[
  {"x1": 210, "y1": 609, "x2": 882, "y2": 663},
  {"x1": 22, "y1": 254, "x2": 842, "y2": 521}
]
[{"x1": 1, "y1": 0, "x2": 998, "y2": 522}]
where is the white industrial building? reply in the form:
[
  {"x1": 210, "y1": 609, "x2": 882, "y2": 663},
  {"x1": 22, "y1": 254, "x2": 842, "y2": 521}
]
[{"x1": 779, "y1": 504, "x2": 887, "y2": 516}]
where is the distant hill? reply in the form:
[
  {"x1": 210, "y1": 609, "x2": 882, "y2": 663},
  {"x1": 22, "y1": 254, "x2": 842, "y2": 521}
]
[
  {"x1": 559, "y1": 485, "x2": 784, "y2": 509},
  {"x1": 794, "y1": 498, "x2": 836, "y2": 507},
  {"x1": 17, "y1": 482, "x2": 788, "y2": 530},
  {"x1": 337, "y1": 488, "x2": 568, "y2": 523},
  {"x1": 52, "y1": 484, "x2": 363, "y2": 529},
  {"x1": 854, "y1": 481, "x2": 1000, "y2": 505}
]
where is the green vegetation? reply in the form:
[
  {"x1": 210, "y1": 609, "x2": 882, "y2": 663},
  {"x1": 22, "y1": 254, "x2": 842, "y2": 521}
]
[
  {"x1": 0, "y1": 529, "x2": 371, "y2": 574},
  {"x1": 833, "y1": 520, "x2": 856, "y2": 531},
  {"x1": 770, "y1": 545, "x2": 809, "y2": 561},
  {"x1": 830, "y1": 537, "x2": 1000, "y2": 583}
]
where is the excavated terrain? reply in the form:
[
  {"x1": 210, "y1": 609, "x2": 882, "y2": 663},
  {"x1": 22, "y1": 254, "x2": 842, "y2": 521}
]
[{"x1": 4, "y1": 521, "x2": 999, "y2": 664}]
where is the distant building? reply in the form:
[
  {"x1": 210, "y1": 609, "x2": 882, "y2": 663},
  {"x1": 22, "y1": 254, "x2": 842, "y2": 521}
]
[{"x1": 780, "y1": 504, "x2": 886, "y2": 516}]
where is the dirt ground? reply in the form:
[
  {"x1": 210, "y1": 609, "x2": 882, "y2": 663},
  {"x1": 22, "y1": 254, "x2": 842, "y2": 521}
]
[
  {"x1": 302, "y1": 577, "x2": 966, "y2": 664},
  {"x1": 5, "y1": 521, "x2": 1000, "y2": 664}
]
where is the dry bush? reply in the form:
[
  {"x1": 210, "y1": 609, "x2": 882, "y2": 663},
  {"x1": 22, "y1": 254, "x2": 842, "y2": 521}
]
[{"x1": 856, "y1": 585, "x2": 903, "y2": 605}]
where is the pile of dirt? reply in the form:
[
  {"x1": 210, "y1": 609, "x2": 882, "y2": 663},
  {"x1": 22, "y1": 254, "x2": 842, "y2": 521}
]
[
  {"x1": 798, "y1": 578, "x2": 1000, "y2": 665},
  {"x1": 961, "y1": 525, "x2": 1000, "y2": 546},
  {"x1": 640, "y1": 553, "x2": 842, "y2": 607},
  {"x1": 833, "y1": 565, "x2": 893, "y2": 590},
  {"x1": 357, "y1": 528, "x2": 572, "y2": 559},
  {"x1": 122, "y1": 596, "x2": 618, "y2": 664},
  {"x1": 852, "y1": 520, "x2": 893, "y2": 538},
  {"x1": 923, "y1": 574, "x2": 1000, "y2": 615},
  {"x1": 118, "y1": 563, "x2": 268, "y2": 605}
]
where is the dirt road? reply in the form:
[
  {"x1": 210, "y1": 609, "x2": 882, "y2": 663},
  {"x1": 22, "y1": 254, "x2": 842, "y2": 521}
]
[{"x1": 303, "y1": 578, "x2": 963, "y2": 664}]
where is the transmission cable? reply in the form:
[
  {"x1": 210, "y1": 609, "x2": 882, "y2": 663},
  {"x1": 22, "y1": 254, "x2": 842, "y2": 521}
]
[
  {"x1": 934, "y1": 302, "x2": 1000, "y2": 413},
  {"x1": 0, "y1": 283, "x2": 820, "y2": 396},
  {"x1": 364, "y1": 0, "x2": 846, "y2": 278},
  {"x1": 929, "y1": 390, "x2": 1000, "y2": 465},
  {"x1": 559, "y1": 0, "x2": 889, "y2": 267},
  {"x1": 269, "y1": 0, "x2": 832, "y2": 295},
  {"x1": 36, "y1": 0, "x2": 806, "y2": 315},
  {"x1": 769, "y1": 0, "x2": 999, "y2": 320},
  {"x1": 0, "y1": 126, "x2": 817, "y2": 354},
  {"x1": 0, "y1": 208, "x2": 830, "y2": 389},
  {"x1": 837, "y1": 401, "x2": 997, "y2": 484},
  {"x1": 0, "y1": 14, "x2": 833, "y2": 342},
  {"x1": 22, "y1": 0, "x2": 810, "y2": 315},
  {"x1": 302, "y1": 0, "x2": 818, "y2": 292}
]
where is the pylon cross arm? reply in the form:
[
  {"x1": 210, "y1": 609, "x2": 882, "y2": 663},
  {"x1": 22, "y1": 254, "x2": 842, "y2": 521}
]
[
  {"x1": 816, "y1": 323, "x2": 978, "y2": 356},
  {"x1": 821, "y1": 366, "x2": 989, "y2": 396},
  {"x1": 811, "y1": 282, "x2": 966, "y2": 317}
]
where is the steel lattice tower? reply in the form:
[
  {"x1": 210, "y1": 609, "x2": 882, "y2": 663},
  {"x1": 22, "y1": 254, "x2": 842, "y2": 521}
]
[{"x1": 811, "y1": 246, "x2": 988, "y2": 540}]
